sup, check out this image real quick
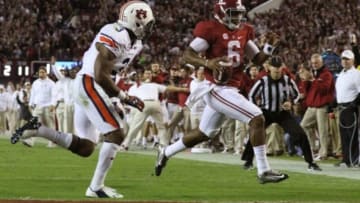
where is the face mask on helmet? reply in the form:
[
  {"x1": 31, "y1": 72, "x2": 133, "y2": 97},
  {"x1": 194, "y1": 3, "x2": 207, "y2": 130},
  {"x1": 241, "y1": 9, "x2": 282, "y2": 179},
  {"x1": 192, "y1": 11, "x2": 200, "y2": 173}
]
[
  {"x1": 214, "y1": 0, "x2": 247, "y2": 30},
  {"x1": 135, "y1": 19, "x2": 155, "y2": 40},
  {"x1": 118, "y1": 1, "x2": 155, "y2": 40}
]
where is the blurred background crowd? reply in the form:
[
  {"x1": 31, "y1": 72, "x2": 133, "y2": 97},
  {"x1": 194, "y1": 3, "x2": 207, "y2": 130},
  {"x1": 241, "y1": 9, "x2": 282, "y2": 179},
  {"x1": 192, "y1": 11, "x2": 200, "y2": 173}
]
[{"x1": 1, "y1": 0, "x2": 358, "y2": 73}]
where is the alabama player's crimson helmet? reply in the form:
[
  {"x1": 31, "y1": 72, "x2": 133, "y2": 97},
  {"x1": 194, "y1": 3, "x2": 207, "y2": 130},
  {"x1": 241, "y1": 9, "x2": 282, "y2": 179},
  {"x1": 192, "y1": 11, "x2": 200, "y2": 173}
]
[
  {"x1": 118, "y1": 1, "x2": 155, "y2": 40},
  {"x1": 214, "y1": 0, "x2": 246, "y2": 30}
]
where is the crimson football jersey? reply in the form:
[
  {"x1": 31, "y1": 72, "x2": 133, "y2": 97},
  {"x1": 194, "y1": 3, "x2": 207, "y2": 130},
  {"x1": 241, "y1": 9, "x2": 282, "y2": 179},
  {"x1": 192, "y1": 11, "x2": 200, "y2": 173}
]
[{"x1": 193, "y1": 20, "x2": 255, "y2": 87}]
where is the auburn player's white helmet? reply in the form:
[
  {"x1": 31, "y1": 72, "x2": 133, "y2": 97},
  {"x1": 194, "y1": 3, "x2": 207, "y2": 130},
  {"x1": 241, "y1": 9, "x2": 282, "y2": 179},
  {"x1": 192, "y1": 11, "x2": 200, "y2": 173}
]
[
  {"x1": 118, "y1": 1, "x2": 155, "y2": 39},
  {"x1": 214, "y1": 0, "x2": 246, "y2": 30}
]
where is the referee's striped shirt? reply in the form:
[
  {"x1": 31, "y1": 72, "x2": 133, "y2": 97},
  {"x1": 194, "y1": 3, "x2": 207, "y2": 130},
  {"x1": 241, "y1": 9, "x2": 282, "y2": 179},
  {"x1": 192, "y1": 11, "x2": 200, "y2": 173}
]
[{"x1": 248, "y1": 75, "x2": 300, "y2": 112}]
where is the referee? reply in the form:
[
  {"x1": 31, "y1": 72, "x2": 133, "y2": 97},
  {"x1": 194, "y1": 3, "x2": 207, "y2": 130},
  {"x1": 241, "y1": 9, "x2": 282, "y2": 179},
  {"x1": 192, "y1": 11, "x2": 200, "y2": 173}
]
[
  {"x1": 242, "y1": 56, "x2": 321, "y2": 171},
  {"x1": 334, "y1": 50, "x2": 360, "y2": 167}
]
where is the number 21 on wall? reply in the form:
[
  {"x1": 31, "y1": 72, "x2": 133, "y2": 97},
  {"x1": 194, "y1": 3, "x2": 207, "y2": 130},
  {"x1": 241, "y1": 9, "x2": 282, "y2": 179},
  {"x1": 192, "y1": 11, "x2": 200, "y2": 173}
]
[{"x1": 2, "y1": 65, "x2": 30, "y2": 76}]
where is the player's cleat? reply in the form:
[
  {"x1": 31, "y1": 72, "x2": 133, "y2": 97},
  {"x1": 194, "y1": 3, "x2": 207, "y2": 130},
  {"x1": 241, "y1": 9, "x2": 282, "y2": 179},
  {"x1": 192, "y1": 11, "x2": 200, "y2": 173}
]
[
  {"x1": 258, "y1": 170, "x2": 288, "y2": 184},
  {"x1": 155, "y1": 146, "x2": 168, "y2": 176},
  {"x1": 22, "y1": 139, "x2": 34, "y2": 147},
  {"x1": 243, "y1": 161, "x2": 254, "y2": 170},
  {"x1": 10, "y1": 117, "x2": 41, "y2": 144},
  {"x1": 334, "y1": 161, "x2": 351, "y2": 168},
  {"x1": 85, "y1": 186, "x2": 123, "y2": 198},
  {"x1": 308, "y1": 162, "x2": 322, "y2": 171}
]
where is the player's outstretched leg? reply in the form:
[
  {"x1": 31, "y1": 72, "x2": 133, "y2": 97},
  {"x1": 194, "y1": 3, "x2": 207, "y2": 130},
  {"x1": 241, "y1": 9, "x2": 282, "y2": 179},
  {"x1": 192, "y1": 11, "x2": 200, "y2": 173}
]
[
  {"x1": 154, "y1": 128, "x2": 209, "y2": 176},
  {"x1": 249, "y1": 115, "x2": 289, "y2": 184},
  {"x1": 10, "y1": 117, "x2": 41, "y2": 144}
]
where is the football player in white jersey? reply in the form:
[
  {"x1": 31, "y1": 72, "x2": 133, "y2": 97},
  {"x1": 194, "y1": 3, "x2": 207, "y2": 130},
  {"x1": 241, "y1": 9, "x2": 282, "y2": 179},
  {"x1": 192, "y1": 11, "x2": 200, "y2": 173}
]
[{"x1": 11, "y1": 1, "x2": 154, "y2": 198}]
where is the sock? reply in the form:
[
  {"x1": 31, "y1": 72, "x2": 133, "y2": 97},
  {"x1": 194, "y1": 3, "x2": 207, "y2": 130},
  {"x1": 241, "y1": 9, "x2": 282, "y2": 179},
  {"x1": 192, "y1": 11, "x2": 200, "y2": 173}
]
[
  {"x1": 253, "y1": 145, "x2": 271, "y2": 175},
  {"x1": 164, "y1": 139, "x2": 186, "y2": 158},
  {"x1": 177, "y1": 132, "x2": 184, "y2": 139},
  {"x1": 37, "y1": 126, "x2": 72, "y2": 148},
  {"x1": 153, "y1": 135, "x2": 159, "y2": 143},
  {"x1": 142, "y1": 136, "x2": 147, "y2": 146},
  {"x1": 90, "y1": 142, "x2": 119, "y2": 191}
]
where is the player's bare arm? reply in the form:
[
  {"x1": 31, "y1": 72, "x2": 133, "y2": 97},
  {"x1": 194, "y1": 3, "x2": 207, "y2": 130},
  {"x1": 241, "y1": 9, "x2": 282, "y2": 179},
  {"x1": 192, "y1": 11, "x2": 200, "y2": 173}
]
[
  {"x1": 94, "y1": 42, "x2": 144, "y2": 111},
  {"x1": 249, "y1": 31, "x2": 280, "y2": 66},
  {"x1": 183, "y1": 47, "x2": 231, "y2": 71},
  {"x1": 166, "y1": 86, "x2": 189, "y2": 93},
  {"x1": 94, "y1": 42, "x2": 120, "y2": 97}
]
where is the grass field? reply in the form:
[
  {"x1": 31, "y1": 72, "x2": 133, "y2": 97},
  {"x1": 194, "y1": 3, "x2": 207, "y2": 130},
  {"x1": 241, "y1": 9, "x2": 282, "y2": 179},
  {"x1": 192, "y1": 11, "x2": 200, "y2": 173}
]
[{"x1": 0, "y1": 138, "x2": 359, "y2": 203}]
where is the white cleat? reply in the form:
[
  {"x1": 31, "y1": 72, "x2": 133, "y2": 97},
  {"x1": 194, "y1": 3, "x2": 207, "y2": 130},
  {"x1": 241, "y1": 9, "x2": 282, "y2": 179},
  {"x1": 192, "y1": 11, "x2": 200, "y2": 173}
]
[
  {"x1": 85, "y1": 186, "x2": 124, "y2": 198},
  {"x1": 21, "y1": 139, "x2": 34, "y2": 147}
]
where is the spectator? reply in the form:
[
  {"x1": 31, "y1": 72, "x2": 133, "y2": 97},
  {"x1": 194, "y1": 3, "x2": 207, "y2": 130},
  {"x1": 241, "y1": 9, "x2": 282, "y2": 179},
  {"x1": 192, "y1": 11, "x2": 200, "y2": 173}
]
[
  {"x1": 243, "y1": 56, "x2": 321, "y2": 171},
  {"x1": 0, "y1": 85, "x2": 9, "y2": 136},
  {"x1": 122, "y1": 68, "x2": 188, "y2": 149},
  {"x1": 28, "y1": 66, "x2": 57, "y2": 147},
  {"x1": 334, "y1": 50, "x2": 360, "y2": 167},
  {"x1": 300, "y1": 53, "x2": 335, "y2": 161}
]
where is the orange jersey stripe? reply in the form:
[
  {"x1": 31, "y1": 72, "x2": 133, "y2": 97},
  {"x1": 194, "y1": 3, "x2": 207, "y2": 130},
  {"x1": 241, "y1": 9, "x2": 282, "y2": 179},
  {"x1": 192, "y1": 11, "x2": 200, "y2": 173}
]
[
  {"x1": 99, "y1": 35, "x2": 116, "y2": 48},
  {"x1": 84, "y1": 76, "x2": 119, "y2": 128}
]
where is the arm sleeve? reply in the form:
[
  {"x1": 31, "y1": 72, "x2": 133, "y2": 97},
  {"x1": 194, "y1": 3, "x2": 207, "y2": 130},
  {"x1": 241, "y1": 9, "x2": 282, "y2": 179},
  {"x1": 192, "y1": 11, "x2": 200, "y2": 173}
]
[
  {"x1": 98, "y1": 32, "x2": 124, "y2": 58},
  {"x1": 157, "y1": 84, "x2": 167, "y2": 93},
  {"x1": 193, "y1": 21, "x2": 214, "y2": 45},
  {"x1": 313, "y1": 71, "x2": 334, "y2": 95},
  {"x1": 50, "y1": 81, "x2": 57, "y2": 106},
  {"x1": 289, "y1": 77, "x2": 301, "y2": 104},
  {"x1": 52, "y1": 64, "x2": 64, "y2": 80},
  {"x1": 29, "y1": 83, "x2": 35, "y2": 106},
  {"x1": 352, "y1": 44, "x2": 360, "y2": 67},
  {"x1": 248, "y1": 79, "x2": 263, "y2": 105}
]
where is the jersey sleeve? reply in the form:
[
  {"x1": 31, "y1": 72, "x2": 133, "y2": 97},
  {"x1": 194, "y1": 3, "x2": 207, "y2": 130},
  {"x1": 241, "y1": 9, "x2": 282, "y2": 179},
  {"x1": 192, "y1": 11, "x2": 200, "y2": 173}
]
[
  {"x1": 97, "y1": 25, "x2": 124, "y2": 57},
  {"x1": 193, "y1": 21, "x2": 215, "y2": 44},
  {"x1": 245, "y1": 24, "x2": 255, "y2": 41},
  {"x1": 98, "y1": 33, "x2": 123, "y2": 57}
]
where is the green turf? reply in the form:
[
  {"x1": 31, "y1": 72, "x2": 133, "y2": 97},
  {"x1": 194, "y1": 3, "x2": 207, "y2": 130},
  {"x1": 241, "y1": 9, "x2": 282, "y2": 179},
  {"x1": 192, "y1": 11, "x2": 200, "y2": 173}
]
[{"x1": 0, "y1": 138, "x2": 359, "y2": 202}]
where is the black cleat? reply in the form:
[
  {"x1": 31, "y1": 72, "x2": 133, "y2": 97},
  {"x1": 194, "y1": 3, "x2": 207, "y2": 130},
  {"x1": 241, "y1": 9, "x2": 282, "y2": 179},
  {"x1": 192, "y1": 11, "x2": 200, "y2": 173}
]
[
  {"x1": 155, "y1": 146, "x2": 168, "y2": 176},
  {"x1": 308, "y1": 162, "x2": 322, "y2": 171},
  {"x1": 10, "y1": 117, "x2": 40, "y2": 144},
  {"x1": 243, "y1": 161, "x2": 254, "y2": 170},
  {"x1": 258, "y1": 170, "x2": 289, "y2": 184}
]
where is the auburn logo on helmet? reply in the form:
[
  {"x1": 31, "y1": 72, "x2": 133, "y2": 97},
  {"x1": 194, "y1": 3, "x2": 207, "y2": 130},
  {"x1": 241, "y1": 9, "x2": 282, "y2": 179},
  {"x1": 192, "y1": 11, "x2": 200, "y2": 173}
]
[{"x1": 136, "y1": 9, "x2": 147, "y2": 20}]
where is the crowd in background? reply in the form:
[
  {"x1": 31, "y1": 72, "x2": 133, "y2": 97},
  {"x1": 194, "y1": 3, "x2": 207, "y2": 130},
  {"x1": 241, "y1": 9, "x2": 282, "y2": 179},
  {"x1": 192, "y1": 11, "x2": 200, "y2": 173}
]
[
  {"x1": 1, "y1": 0, "x2": 358, "y2": 72},
  {"x1": 1, "y1": 0, "x2": 360, "y2": 169}
]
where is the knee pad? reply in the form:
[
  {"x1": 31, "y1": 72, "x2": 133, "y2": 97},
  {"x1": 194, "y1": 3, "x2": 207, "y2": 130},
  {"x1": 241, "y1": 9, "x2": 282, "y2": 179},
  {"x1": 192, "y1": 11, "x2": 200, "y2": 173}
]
[
  {"x1": 69, "y1": 135, "x2": 95, "y2": 157},
  {"x1": 103, "y1": 129, "x2": 125, "y2": 145}
]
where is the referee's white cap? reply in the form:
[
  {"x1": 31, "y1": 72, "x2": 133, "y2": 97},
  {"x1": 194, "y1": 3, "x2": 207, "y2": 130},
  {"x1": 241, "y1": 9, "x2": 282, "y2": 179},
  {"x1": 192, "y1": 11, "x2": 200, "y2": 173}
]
[{"x1": 341, "y1": 50, "x2": 354, "y2": 60}]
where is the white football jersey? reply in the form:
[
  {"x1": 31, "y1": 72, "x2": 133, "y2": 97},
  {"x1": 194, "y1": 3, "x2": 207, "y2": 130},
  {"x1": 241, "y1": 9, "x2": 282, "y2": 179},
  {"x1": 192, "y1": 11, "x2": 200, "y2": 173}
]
[{"x1": 78, "y1": 23, "x2": 143, "y2": 77}]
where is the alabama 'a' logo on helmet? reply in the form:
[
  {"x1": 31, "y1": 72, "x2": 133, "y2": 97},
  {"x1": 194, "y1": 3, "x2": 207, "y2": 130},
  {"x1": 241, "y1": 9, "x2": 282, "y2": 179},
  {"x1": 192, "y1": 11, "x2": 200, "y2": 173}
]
[{"x1": 136, "y1": 9, "x2": 147, "y2": 20}]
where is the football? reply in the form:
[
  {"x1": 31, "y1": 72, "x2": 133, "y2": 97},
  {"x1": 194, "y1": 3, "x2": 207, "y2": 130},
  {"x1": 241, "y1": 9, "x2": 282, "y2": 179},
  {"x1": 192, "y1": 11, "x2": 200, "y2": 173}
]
[
  {"x1": 213, "y1": 66, "x2": 232, "y2": 85},
  {"x1": 213, "y1": 61, "x2": 233, "y2": 85}
]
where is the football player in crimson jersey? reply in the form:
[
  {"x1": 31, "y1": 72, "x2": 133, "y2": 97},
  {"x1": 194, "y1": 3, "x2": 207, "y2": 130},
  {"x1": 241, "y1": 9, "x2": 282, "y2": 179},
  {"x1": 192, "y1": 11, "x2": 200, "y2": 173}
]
[
  {"x1": 155, "y1": 0, "x2": 288, "y2": 184},
  {"x1": 11, "y1": 1, "x2": 153, "y2": 198}
]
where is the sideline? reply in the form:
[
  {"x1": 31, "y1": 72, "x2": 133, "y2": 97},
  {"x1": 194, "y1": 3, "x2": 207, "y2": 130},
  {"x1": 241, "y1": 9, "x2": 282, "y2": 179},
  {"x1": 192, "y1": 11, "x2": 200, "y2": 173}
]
[
  {"x1": 2, "y1": 134, "x2": 358, "y2": 181},
  {"x1": 130, "y1": 149, "x2": 360, "y2": 180}
]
